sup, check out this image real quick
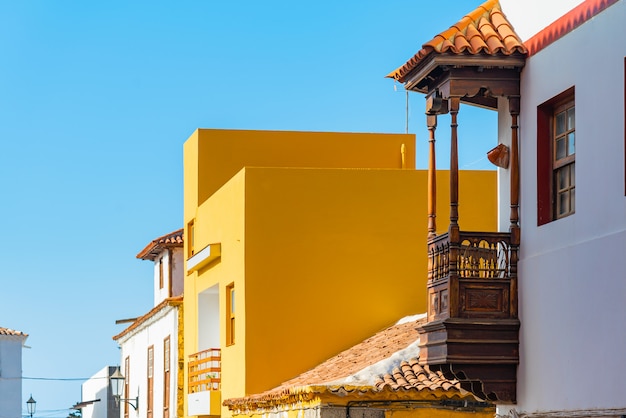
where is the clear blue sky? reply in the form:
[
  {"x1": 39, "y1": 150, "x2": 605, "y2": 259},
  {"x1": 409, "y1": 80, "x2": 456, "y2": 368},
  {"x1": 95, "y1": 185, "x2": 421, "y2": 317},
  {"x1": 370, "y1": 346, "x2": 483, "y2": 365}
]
[{"x1": 0, "y1": 1, "x2": 494, "y2": 416}]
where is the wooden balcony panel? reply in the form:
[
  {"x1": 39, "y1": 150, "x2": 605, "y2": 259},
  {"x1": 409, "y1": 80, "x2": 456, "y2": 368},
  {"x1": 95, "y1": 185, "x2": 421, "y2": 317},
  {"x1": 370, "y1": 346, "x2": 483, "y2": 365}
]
[
  {"x1": 427, "y1": 231, "x2": 518, "y2": 321},
  {"x1": 188, "y1": 348, "x2": 221, "y2": 393}
]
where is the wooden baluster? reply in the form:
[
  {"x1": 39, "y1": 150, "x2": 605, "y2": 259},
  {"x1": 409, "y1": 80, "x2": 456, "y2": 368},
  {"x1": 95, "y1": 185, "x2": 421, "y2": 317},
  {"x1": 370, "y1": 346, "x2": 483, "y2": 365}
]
[
  {"x1": 449, "y1": 97, "x2": 460, "y2": 236},
  {"x1": 509, "y1": 96, "x2": 520, "y2": 243},
  {"x1": 427, "y1": 114, "x2": 437, "y2": 239}
]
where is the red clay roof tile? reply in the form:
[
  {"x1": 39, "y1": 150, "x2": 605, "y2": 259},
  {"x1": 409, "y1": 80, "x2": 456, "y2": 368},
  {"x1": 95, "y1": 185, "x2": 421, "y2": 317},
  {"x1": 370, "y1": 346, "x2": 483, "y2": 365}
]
[
  {"x1": 136, "y1": 228, "x2": 183, "y2": 260},
  {"x1": 224, "y1": 315, "x2": 483, "y2": 411},
  {"x1": 387, "y1": 0, "x2": 526, "y2": 83},
  {"x1": 524, "y1": 0, "x2": 619, "y2": 56},
  {"x1": 0, "y1": 327, "x2": 27, "y2": 337}
]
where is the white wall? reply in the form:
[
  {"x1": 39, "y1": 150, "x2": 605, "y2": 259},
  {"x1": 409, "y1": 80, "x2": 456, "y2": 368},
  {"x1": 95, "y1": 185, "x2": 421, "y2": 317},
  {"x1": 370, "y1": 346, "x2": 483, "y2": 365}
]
[
  {"x1": 500, "y1": 0, "x2": 584, "y2": 41},
  {"x1": 198, "y1": 286, "x2": 220, "y2": 351},
  {"x1": 0, "y1": 335, "x2": 26, "y2": 418},
  {"x1": 501, "y1": 2, "x2": 626, "y2": 415},
  {"x1": 81, "y1": 366, "x2": 118, "y2": 418},
  {"x1": 117, "y1": 305, "x2": 179, "y2": 418},
  {"x1": 153, "y1": 247, "x2": 185, "y2": 304}
]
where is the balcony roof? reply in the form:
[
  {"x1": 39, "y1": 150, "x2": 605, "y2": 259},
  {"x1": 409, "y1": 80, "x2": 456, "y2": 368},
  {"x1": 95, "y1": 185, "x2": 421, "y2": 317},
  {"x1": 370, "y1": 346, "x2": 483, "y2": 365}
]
[{"x1": 387, "y1": 0, "x2": 526, "y2": 85}]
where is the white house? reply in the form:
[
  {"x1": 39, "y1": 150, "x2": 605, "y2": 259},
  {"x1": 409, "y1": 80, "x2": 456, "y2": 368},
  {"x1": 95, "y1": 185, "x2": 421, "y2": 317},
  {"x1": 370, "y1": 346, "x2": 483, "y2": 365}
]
[
  {"x1": 388, "y1": 0, "x2": 626, "y2": 416},
  {"x1": 0, "y1": 327, "x2": 28, "y2": 418},
  {"x1": 73, "y1": 366, "x2": 120, "y2": 418},
  {"x1": 500, "y1": 0, "x2": 626, "y2": 416},
  {"x1": 113, "y1": 229, "x2": 184, "y2": 418}
]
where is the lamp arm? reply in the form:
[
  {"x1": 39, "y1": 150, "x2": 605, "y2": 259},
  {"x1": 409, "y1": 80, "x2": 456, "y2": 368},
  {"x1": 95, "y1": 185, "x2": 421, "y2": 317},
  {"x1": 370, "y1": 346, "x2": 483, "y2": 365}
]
[{"x1": 118, "y1": 396, "x2": 139, "y2": 410}]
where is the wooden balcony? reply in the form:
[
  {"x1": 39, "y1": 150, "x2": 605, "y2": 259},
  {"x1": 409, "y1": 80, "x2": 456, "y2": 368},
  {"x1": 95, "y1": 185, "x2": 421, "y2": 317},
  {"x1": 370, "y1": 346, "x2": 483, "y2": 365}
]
[
  {"x1": 418, "y1": 230, "x2": 519, "y2": 403},
  {"x1": 188, "y1": 348, "x2": 221, "y2": 416}
]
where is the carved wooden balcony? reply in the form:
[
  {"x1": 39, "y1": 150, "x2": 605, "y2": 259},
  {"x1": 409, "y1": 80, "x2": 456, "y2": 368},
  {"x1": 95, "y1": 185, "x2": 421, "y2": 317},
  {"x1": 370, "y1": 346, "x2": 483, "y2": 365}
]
[{"x1": 418, "y1": 230, "x2": 520, "y2": 403}]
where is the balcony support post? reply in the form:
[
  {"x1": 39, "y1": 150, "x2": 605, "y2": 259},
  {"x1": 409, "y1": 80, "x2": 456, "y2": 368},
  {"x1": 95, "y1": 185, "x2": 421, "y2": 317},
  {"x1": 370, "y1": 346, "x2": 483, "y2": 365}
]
[
  {"x1": 449, "y1": 97, "x2": 460, "y2": 237},
  {"x1": 427, "y1": 114, "x2": 437, "y2": 239}
]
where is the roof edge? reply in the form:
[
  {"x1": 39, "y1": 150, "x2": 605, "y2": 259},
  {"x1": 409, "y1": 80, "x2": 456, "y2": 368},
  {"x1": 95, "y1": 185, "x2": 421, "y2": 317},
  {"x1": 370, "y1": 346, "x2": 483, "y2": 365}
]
[{"x1": 525, "y1": 0, "x2": 619, "y2": 56}]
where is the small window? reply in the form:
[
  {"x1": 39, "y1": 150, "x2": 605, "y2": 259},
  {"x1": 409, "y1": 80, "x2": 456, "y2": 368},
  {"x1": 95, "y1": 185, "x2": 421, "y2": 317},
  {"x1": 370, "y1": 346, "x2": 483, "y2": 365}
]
[
  {"x1": 163, "y1": 336, "x2": 170, "y2": 414},
  {"x1": 537, "y1": 87, "x2": 575, "y2": 224},
  {"x1": 226, "y1": 283, "x2": 235, "y2": 346},
  {"x1": 158, "y1": 257, "x2": 164, "y2": 290},
  {"x1": 147, "y1": 345, "x2": 154, "y2": 418},
  {"x1": 124, "y1": 356, "x2": 130, "y2": 418},
  {"x1": 187, "y1": 220, "x2": 195, "y2": 258}
]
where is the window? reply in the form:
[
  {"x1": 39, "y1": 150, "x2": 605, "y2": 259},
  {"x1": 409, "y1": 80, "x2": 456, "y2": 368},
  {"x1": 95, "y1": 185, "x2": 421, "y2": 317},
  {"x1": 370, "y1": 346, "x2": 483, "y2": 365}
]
[
  {"x1": 187, "y1": 220, "x2": 195, "y2": 258},
  {"x1": 147, "y1": 345, "x2": 154, "y2": 418},
  {"x1": 159, "y1": 257, "x2": 164, "y2": 289},
  {"x1": 537, "y1": 87, "x2": 575, "y2": 224},
  {"x1": 124, "y1": 356, "x2": 130, "y2": 418},
  {"x1": 163, "y1": 336, "x2": 170, "y2": 415},
  {"x1": 226, "y1": 283, "x2": 235, "y2": 346}
]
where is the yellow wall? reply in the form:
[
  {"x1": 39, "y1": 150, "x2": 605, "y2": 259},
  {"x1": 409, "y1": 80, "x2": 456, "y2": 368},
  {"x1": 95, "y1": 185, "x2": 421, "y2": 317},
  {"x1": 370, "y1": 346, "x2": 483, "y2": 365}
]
[
  {"x1": 182, "y1": 129, "x2": 497, "y2": 418},
  {"x1": 193, "y1": 129, "x2": 416, "y2": 206}
]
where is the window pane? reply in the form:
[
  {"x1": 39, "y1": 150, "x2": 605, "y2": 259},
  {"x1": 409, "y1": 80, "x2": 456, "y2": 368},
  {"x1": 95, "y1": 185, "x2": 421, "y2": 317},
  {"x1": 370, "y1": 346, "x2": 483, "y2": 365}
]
[
  {"x1": 567, "y1": 107, "x2": 575, "y2": 130},
  {"x1": 558, "y1": 191, "x2": 569, "y2": 215},
  {"x1": 556, "y1": 111, "x2": 566, "y2": 135},
  {"x1": 556, "y1": 137, "x2": 566, "y2": 160},
  {"x1": 571, "y1": 188, "x2": 575, "y2": 212},
  {"x1": 558, "y1": 167, "x2": 569, "y2": 190},
  {"x1": 568, "y1": 132, "x2": 575, "y2": 156},
  {"x1": 571, "y1": 163, "x2": 575, "y2": 185}
]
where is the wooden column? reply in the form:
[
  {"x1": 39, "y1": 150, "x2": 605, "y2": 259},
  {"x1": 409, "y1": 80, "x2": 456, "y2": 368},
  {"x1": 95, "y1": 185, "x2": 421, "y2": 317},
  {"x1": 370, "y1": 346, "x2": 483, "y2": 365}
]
[
  {"x1": 509, "y1": 96, "x2": 520, "y2": 244},
  {"x1": 427, "y1": 114, "x2": 437, "y2": 239},
  {"x1": 449, "y1": 97, "x2": 460, "y2": 236}
]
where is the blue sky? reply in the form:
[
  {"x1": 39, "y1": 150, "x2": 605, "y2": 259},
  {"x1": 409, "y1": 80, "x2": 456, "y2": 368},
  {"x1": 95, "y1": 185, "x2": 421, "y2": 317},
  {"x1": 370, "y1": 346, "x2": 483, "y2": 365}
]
[{"x1": 0, "y1": 1, "x2": 494, "y2": 416}]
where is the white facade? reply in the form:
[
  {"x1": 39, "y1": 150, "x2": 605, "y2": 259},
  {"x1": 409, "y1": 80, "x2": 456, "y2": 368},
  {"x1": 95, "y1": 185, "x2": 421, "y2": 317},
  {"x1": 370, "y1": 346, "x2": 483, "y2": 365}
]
[
  {"x1": 115, "y1": 304, "x2": 180, "y2": 418},
  {"x1": 153, "y1": 247, "x2": 184, "y2": 306},
  {"x1": 77, "y1": 366, "x2": 120, "y2": 418},
  {"x1": 495, "y1": 1, "x2": 626, "y2": 416},
  {"x1": 114, "y1": 230, "x2": 183, "y2": 418},
  {"x1": 0, "y1": 328, "x2": 27, "y2": 418}
]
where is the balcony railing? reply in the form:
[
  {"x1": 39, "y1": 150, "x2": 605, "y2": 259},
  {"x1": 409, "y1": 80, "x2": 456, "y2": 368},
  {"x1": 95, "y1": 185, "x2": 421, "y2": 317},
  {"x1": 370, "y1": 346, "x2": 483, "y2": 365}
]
[
  {"x1": 188, "y1": 348, "x2": 221, "y2": 393},
  {"x1": 426, "y1": 231, "x2": 517, "y2": 320},
  {"x1": 429, "y1": 231, "x2": 513, "y2": 281}
]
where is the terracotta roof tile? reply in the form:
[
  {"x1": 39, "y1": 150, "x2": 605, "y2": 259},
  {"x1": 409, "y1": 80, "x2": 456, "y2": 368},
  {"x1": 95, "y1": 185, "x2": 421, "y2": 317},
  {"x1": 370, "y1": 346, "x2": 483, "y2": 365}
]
[
  {"x1": 0, "y1": 327, "x2": 27, "y2": 337},
  {"x1": 136, "y1": 228, "x2": 183, "y2": 260},
  {"x1": 224, "y1": 315, "x2": 484, "y2": 411},
  {"x1": 387, "y1": 0, "x2": 526, "y2": 83},
  {"x1": 112, "y1": 296, "x2": 182, "y2": 341},
  {"x1": 525, "y1": 0, "x2": 619, "y2": 56}
]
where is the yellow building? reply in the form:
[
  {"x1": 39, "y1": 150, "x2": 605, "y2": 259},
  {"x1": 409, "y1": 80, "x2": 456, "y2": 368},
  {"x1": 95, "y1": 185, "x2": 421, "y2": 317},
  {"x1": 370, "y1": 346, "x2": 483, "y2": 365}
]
[{"x1": 182, "y1": 129, "x2": 496, "y2": 418}]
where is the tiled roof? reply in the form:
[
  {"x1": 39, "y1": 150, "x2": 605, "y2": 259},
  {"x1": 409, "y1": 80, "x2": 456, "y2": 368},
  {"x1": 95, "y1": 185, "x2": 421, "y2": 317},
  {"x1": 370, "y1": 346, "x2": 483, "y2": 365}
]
[
  {"x1": 387, "y1": 0, "x2": 527, "y2": 83},
  {"x1": 525, "y1": 0, "x2": 619, "y2": 56},
  {"x1": 0, "y1": 327, "x2": 27, "y2": 337},
  {"x1": 112, "y1": 296, "x2": 182, "y2": 341},
  {"x1": 224, "y1": 314, "x2": 482, "y2": 411},
  {"x1": 136, "y1": 228, "x2": 183, "y2": 260}
]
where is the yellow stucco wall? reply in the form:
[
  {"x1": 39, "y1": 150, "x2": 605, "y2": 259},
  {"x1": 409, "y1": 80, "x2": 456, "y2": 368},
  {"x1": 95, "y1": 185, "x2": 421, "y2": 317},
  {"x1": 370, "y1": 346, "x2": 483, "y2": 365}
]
[{"x1": 182, "y1": 129, "x2": 497, "y2": 418}]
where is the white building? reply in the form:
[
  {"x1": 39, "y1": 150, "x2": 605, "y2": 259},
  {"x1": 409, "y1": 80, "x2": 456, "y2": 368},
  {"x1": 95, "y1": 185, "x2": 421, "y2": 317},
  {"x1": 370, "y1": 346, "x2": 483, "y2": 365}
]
[
  {"x1": 113, "y1": 229, "x2": 184, "y2": 418},
  {"x1": 73, "y1": 366, "x2": 120, "y2": 418},
  {"x1": 389, "y1": 0, "x2": 626, "y2": 416},
  {"x1": 0, "y1": 327, "x2": 28, "y2": 418},
  {"x1": 501, "y1": 0, "x2": 626, "y2": 416}
]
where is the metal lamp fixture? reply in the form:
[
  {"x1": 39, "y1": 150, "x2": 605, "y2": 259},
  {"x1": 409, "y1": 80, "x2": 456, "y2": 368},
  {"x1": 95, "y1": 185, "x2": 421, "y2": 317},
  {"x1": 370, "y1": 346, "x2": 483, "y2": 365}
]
[
  {"x1": 26, "y1": 395, "x2": 36, "y2": 418},
  {"x1": 110, "y1": 367, "x2": 138, "y2": 410}
]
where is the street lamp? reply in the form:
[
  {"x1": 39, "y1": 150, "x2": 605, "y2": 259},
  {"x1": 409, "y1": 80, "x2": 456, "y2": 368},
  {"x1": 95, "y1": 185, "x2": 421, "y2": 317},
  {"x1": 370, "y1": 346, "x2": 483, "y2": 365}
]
[
  {"x1": 26, "y1": 395, "x2": 36, "y2": 418},
  {"x1": 110, "y1": 367, "x2": 138, "y2": 410}
]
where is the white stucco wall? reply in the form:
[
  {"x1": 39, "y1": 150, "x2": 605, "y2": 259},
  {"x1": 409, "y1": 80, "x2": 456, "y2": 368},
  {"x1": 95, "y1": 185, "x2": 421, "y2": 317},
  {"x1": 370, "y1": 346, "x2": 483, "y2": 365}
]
[
  {"x1": 81, "y1": 366, "x2": 119, "y2": 418},
  {"x1": 0, "y1": 334, "x2": 26, "y2": 418},
  {"x1": 499, "y1": 2, "x2": 626, "y2": 415},
  {"x1": 198, "y1": 286, "x2": 220, "y2": 351},
  {"x1": 116, "y1": 305, "x2": 179, "y2": 418},
  {"x1": 153, "y1": 247, "x2": 185, "y2": 304},
  {"x1": 500, "y1": 0, "x2": 584, "y2": 41}
]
